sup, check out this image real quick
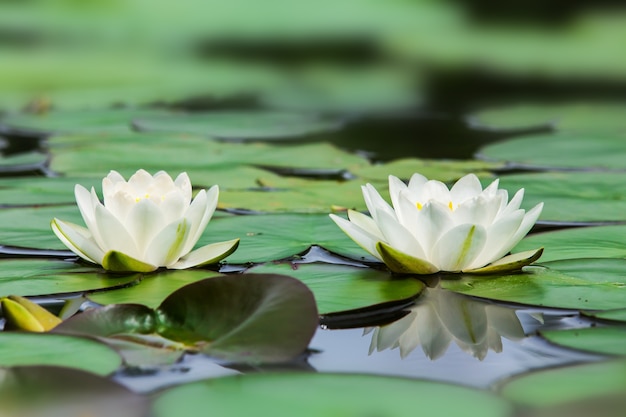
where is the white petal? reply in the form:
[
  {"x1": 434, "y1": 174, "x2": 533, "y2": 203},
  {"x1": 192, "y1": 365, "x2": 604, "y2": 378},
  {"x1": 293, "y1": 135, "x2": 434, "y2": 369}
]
[
  {"x1": 431, "y1": 224, "x2": 487, "y2": 271},
  {"x1": 500, "y1": 202, "x2": 543, "y2": 251},
  {"x1": 453, "y1": 195, "x2": 499, "y2": 227},
  {"x1": 170, "y1": 238, "x2": 240, "y2": 269},
  {"x1": 486, "y1": 305, "x2": 525, "y2": 341},
  {"x1": 362, "y1": 183, "x2": 395, "y2": 223},
  {"x1": 481, "y1": 178, "x2": 500, "y2": 197},
  {"x1": 128, "y1": 169, "x2": 153, "y2": 193},
  {"x1": 347, "y1": 210, "x2": 384, "y2": 240},
  {"x1": 407, "y1": 173, "x2": 428, "y2": 192},
  {"x1": 151, "y1": 170, "x2": 176, "y2": 195},
  {"x1": 75, "y1": 185, "x2": 97, "y2": 231},
  {"x1": 468, "y1": 209, "x2": 524, "y2": 269},
  {"x1": 375, "y1": 209, "x2": 426, "y2": 260},
  {"x1": 421, "y1": 180, "x2": 451, "y2": 204},
  {"x1": 329, "y1": 214, "x2": 383, "y2": 261},
  {"x1": 159, "y1": 189, "x2": 188, "y2": 224},
  {"x1": 388, "y1": 175, "x2": 408, "y2": 212},
  {"x1": 499, "y1": 188, "x2": 525, "y2": 219},
  {"x1": 145, "y1": 218, "x2": 191, "y2": 266},
  {"x1": 51, "y1": 218, "x2": 104, "y2": 264},
  {"x1": 393, "y1": 190, "x2": 419, "y2": 235},
  {"x1": 174, "y1": 172, "x2": 192, "y2": 205},
  {"x1": 414, "y1": 200, "x2": 453, "y2": 256},
  {"x1": 415, "y1": 303, "x2": 451, "y2": 360},
  {"x1": 125, "y1": 198, "x2": 166, "y2": 254},
  {"x1": 102, "y1": 171, "x2": 125, "y2": 202},
  {"x1": 94, "y1": 204, "x2": 140, "y2": 258},
  {"x1": 450, "y1": 174, "x2": 482, "y2": 203},
  {"x1": 182, "y1": 187, "x2": 218, "y2": 254},
  {"x1": 370, "y1": 313, "x2": 414, "y2": 352}
]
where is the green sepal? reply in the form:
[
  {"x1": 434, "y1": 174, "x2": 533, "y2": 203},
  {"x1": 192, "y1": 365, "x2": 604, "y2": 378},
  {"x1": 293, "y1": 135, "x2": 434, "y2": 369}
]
[
  {"x1": 102, "y1": 251, "x2": 158, "y2": 273},
  {"x1": 376, "y1": 241, "x2": 439, "y2": 275}
]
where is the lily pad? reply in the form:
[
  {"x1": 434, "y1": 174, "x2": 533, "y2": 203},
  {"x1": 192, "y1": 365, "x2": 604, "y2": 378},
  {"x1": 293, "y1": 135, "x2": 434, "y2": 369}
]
[
  {"x1": 0, "y1": 366, "x2": 147, "y2": 417},
  {"x1": 0, "y1": 333, "x2": 121, "y2": 375},
  {"x1": 61, "y1": 274, "x2": 318, "y2": 364},
  {"x1": 540, "y1": 327, "x2": 626, "y2": 356},
  {"x1": 477, "y1": 133, "x2": 626, "y2": 170},
  {"x1": 197, "y1": 213, "x2": 379, "y2": 264},
  {"x1": 471, "y1": 103, "x2": 626, "y2": 133},
  {"x1": 248, "y1": 262, "x2": 424, "y2": 315},
  {"x1": 87, "y1": 269, "x2": 220, "y2": 308},
  {"x1": 49, "y1": 134, "x2": 368, "y2": 180},
  {"x1": 484, "y1": 172, "x2": 626, "y2": 223},
  {"x1": 153, "y1": 373, "x2": 512, "y2": 417},
  {"x1": 0, "y1": 176, "x2": 100, "y2": 207},
  {"x1": 133, "y1": 110, "x2": 343, "y2": 140},
  {"x1": 514, "y1": 225, "x2": 626, "y2": 262},
  {"x1": 499, "y1": 359, "x2": 626, "y2": 409},
  {"x1": 0, "y1": 152, "x2": 47, "y2": 173},
  {"x1": 0, "y1": 258, "x2": 138, "y2": 297},
  {"x1": 582, "y1": 309, "x2": 626, "y2": 323},
  {"x1": 442, "y1": 258, "x2": 626, "y2": 310}
]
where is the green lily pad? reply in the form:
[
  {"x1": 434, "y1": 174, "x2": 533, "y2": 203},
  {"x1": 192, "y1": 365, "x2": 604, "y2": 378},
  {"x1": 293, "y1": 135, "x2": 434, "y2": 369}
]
[
  {"x1": 0, "y1": 177, "x2": 101, "y2": 207},
  {"x1": 0, "y1": 366, "x2": 147, "y2": 417},
  {"x1": 442, "y1": 258, "x2": 626, "y2": 310},
  {"x1": 485, "y1": 172, "x2": 626, "y2": 223},
  {"x1": 197, "y1": 213, "x2": 379, "y2": 264},
  {"x1": 1, "y1": 108, "x2": 172, "y2": 134},
  {"x1": 248, "y1": 262, "x2": 423, "y2": 315},
  {"x1": 477, "y1": 133, "x2": 626, "y2": 170},
  {"x1": 153, "y1": 373, "x2": 512, "y2": 417},
  {"x1": 0, "y1": 333, "x2": 121, "y2": 375},
  {"x1": 582, "y1": 309, "x2": 626, "y2": 323},
  {"x1": 514, "y1": 225, "x2": 626, "y2": 262},
  {"x1": 61, "y1": 274, "x2": 318, "y2": 364},
  {"x1": 0, "y1": 206, "x2": 82, "y2": 249},
  {"x1": 133, "y1": 110, "x2": 343, "y2": 140},
  {"x1": 0, "y1": 152, "x2": 47, "y2": 173},
  {"x1": 471, "y1": 103, "x2": 626, "y2": 132},
  {"x1": 49, "y1": 134, "x2": 367, "y2": 177},
  {"x1": 499, "y1": 359, "x2": 626, "y2": 409},
  {"x1": 540, "y1": 327, "x2": 626, "y2": 356},
  {"x1": 352, "y1": 158, "x2": 501, "y2": 184},
  {"x1": 87, "y1": 269, "x2": 220, "y2": 308},
  {"x1": 0, "y1": 258, "x2": 138, "y2": 297}
]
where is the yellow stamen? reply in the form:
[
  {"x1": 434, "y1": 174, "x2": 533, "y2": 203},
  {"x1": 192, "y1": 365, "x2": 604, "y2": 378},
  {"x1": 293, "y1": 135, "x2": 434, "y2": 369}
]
[
  {"x1": 416, "y1": 202, "x2": 423, "y2": 210},
  {"x1": 448, "y1": 201, "x2": 454, "y2": 210}
]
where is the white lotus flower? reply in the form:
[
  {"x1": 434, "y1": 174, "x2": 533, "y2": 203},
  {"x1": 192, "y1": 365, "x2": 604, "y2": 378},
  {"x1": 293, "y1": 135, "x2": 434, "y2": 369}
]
[
  {"x1": 365, "y1": 287, "x2": 526, "y2": 360},
  {"x1": 51, "y1": 169, "x2": 239, "y2": 272},
  {"x1": 330, "y1": 173, "x2": 543, "y2": 274}
]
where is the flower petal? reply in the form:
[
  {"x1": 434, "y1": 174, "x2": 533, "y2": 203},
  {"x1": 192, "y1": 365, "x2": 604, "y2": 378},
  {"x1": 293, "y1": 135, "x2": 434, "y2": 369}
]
[
  {"x1": 330, "y1": 214, "x2": 383, "y2": 260},
  {"x1": 465, "y1": 248, "x2": 543, "y2": 274},
  {"x1": 388, "y1": 175, "x2": 408, "y2": 212},
  {"x1": 450, "y1": 174, "x2": 483, "y2": 203},
  {"x1": 431, "y1": 224, "x2": 487, "y2": 271},
  {"x1": 376, "y1": 241, "x2": 439, "y2": 275},
  {"x1": 101, "y1": 250, "x2": 157, "y2": 272},
  {"x1": 125, "y1": 198, "x2": 166, "y2": 255},
  {"x1": 145, "y1": 218, "x2": 191, "y2": 267},
  {"x1": 128, "y1": 169, "x2": 154, "y2": 193},
  {"x1": 437, "y1": 291, "x2": 488, "y2": 345},
  {"x1": 414, "y1": 200, "x2": 453, "y2": 255},
  {"x1": 169, "y1": 238, "x2": 240, "y2": 269},
  {"x1": 174, "y1": 172, "x2": 192, "y2": 206},
  {"x1": 347, "y1": 210, "x2": 384, "y2": 240},
  {"x1": 415, "y1": 304, "x2": 451, "y2": 360},
  {"x1": 467, "y1": 209, "x2": 524, "y2": 269},
  {"x1": 502, "y1": 202, "x2": 544, "y2": 251},
  {"x1": 407, "y1": 173, "x2": 428, "y2": 193},
  {"x1": 375, "y1": 209, "x2": 426, "y2": 260},
  {"x1": 182, "y1": 186, "x2": 218, "y2": 254},
  {"x1": 94, "y1": 204, "x2": 140, "y2": 258},
  {"x1": 362, "y1": 183, "x2": 395, "y2": 223},
  {"x1": 51, "y1": 218, "x2": 104, "y2": 264}
]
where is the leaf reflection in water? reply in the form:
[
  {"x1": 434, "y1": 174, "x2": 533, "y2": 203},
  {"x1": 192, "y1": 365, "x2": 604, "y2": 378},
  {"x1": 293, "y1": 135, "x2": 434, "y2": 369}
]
[{"x1": 365, "y1": 287, "x2": 525, "y2": 360}]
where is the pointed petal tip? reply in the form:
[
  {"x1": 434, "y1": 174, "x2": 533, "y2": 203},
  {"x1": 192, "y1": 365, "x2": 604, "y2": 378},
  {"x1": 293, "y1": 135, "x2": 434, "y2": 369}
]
[
  {"x1": 462, "y1": 247, "x2": 543, "y2": 275},
  {"x1": 169, "y1": 238, "x2": 240, "y2": 269}
]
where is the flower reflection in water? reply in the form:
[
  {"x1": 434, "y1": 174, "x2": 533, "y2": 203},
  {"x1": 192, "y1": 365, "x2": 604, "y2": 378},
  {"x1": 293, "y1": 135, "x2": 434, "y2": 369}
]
[{"x1": 365, "y1": 286, "x2": 525, "y2": 360}]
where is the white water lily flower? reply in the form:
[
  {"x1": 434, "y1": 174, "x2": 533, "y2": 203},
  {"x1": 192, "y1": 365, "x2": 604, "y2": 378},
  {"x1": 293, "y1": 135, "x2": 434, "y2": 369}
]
[
  {"x1": 51, "y1": 169, "x2": 239, "y2": 272},
  {"x1": 330, "y1": 173, "x2": 543, "y2": 274},
  {"x1": 365, "y1": 287, "x2": 526, "y2": 360}
]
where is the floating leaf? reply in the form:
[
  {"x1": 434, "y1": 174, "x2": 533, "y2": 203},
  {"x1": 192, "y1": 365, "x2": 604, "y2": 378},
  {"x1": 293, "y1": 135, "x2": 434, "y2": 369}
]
[
  {"x1": 582, "y1": 309, "x2": 626, "y2": 323},
  {"x1": 442, "y1": 258, "x2": 626, "y2": 310},
  {"x1": 514, "y1": 225, "x2": 626, "y2": 262},
  {"x1": 0, "y1": 333, "x2": 121, "y2": 374},
  {"x1": 133, "y1": 110, "x2": 343, "y2": 140},
  {"x1": 540, "y1": 327, "x2": 626, "y2": 357},
  {"x1": 249, "y1": 262, "x2": 423, "y2": 314},
  {"x1": 197, "y1": 213, "x2": 379, "y2": 263},
  {"x1": 484, "y1": 172, "x2": 626, "y2": 223},
  {"x1": 153, "y1": 373, "x2": 512, "y2": 417},
  {"x1": 0, "y1": 258, "x2": 138, "y2": 297},
  {"x1": 0, "y1": 177, "x2": 100, "y2": 207},
  {"x1": 499, "y1": 359, "x2": 626, "y2": 409},
  {"x1": 477, "y1": 133, "x2": 626, "y2": 170},
  {"x1": 0, "y1": 366, "x2": 147, "y2": 417},
  {"x1": 87, "y1": 269, "x2": 220, "y2": 308},
  {"x1": 60, "y1": 274, "x2": 318, "y2": 364},
  {"x1": 0, "y1": 152, "x2": 47, "y2": 174}
]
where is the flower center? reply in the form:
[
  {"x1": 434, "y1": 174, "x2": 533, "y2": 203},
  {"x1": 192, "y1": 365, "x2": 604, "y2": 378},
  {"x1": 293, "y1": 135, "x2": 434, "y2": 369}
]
[{"x1": 416, "y1": 201, "x2": 455, "y2": 211}]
